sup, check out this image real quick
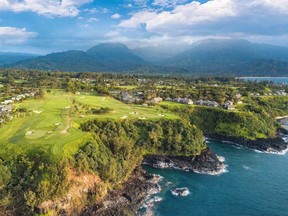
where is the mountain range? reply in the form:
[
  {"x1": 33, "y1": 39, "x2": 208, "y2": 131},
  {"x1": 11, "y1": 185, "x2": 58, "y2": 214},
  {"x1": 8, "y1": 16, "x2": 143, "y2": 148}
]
[
  {"x1": 3, "y1": 39, "x2": 288, "y2": 76},
  {"x1": 0, "y1": 52, "x2": 38, "y2": 66}
]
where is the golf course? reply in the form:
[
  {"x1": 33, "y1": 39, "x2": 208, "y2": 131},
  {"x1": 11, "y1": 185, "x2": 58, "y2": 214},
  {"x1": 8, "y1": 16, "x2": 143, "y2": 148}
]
[{"x1": 0, "y1": 90, "x2": 178, "y2": 159}]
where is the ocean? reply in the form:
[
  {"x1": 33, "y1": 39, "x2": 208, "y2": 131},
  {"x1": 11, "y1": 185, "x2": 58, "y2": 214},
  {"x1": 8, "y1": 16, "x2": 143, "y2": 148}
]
[
  {"x1": 143, "y1": 140, "x2": 288, "y2": 216},
  {"x1": 239, "y1": 77, "x2": 288, "y2": 85}
]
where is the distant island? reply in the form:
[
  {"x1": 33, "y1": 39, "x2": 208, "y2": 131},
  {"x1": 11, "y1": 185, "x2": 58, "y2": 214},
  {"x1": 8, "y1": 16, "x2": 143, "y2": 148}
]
[{"x1": 0, "y1": 69, "x2": 287, "y2": 215}]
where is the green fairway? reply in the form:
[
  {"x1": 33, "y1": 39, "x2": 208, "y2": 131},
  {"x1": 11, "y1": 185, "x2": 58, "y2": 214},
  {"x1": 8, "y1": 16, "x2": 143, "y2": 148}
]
[
  {"x1": 72, "y1": 92, "x2": 178, "y2": 121},
  {"x1": 0, "y1": 90, "x2": 178, "y2": 159},
  {"x1": 116, "y1": 85, "x2": 137, "y2": 90}
]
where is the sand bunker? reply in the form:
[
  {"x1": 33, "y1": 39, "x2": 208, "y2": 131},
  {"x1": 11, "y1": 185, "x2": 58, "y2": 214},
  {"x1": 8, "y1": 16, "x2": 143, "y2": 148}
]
[
  {"x1": 139, "y1": 117, "x2": 146, "y2": 120},
  {"x1": 47, "y1": 131, "x2": 53, "y2": 134},
  {"x1": 25, "y1": 131, "x2": 33, "y2": 136},
  {"x1": 120, "y1": 116, "x2": 128, "y2": 119},
  {"x1": 158, "y1": 114, "x2": 165, "y2": 117},
  {"x1": 65, "y1": 106, "x2": 71, "y2": 109},
  {"x1": 33, "y1": 110, "x2": 43, "y2": 114},
  {"x1": 129, "y1": 112, "x2": 139, "y2": 115},
  {"x1": 54, "y1": 123, "x2": 61, "y2": 126}
]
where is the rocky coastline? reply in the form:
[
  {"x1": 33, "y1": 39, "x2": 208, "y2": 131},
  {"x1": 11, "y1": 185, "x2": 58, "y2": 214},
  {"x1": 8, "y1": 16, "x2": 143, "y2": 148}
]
[
  {"x1": 142, "y1": 147, "x2": 226, "y2": 175},
  {"x1": 206, "y1": 133, "x2": 288, "y2": 154},
  {"x1": 80, "y1": 166, "x2": 162, "y2": 216},
  {"x1": 81, "y1": 148, "x2": 226, "y2": 216}
]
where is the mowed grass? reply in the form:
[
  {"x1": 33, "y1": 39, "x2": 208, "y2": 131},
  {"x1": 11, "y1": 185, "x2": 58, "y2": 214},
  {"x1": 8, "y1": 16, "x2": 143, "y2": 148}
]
[
  {"x1": 73, "y1": 93, "x2": 178, "y2": 121},
  {"x1": 116, "y1": 85, "x2": 137, "y2": 90},
  {"x1": 0, "y1": 90, "x2": 178, "y2": 159},
  {"x1": 0, "y1": 90, "x2": 88, "y2": 159}
]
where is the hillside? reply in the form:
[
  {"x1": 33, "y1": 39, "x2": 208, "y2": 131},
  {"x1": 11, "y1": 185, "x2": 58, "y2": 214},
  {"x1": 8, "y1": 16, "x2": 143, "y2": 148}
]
[
  {"x1": 4, "y1": 39, "x2": 288, "y2": 76},
  {"x1": 165, "y1": 39, "x2": 288, "y2": 76},
  {"x1": 132, "y1": 45, "x2": 187, "y2": 64},
  {"x1": 6, "y1": 43, "x2": 147, "y2": 72},
  {"x1": 0, "y1": 52, "x2": 38, "y2": 66}
]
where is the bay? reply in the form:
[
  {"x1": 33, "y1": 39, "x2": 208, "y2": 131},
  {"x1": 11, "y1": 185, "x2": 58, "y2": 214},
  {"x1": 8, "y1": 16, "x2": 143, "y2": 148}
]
[
  {"x1": 239, "y1": 77, "x2": 288, "y2": 85},
  {"x1": 143, "y1": 140, "x2": 288, "y2": 216}
]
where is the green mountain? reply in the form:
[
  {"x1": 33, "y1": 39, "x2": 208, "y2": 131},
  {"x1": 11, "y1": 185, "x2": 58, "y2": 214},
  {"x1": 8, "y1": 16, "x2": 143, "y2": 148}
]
[
  {"x1": 0, "y1": 52, "x2": 38, "y2": 66},
  {"x1": 5, "y1": 40, "x2": 288, "y2": 76},
  {"x1": 6, "y1": 43, "x2": 147, "y2": 72},
  {"x1": 165, "y1": 39, "x2": 288, "y2": 76}
]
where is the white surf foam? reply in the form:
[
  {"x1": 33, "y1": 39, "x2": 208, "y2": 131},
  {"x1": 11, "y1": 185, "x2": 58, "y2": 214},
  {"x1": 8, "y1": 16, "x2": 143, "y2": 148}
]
[
  {"x1": 171, "y1": 187, "x2": 190, "y2": 197},
  {"x1": 243, "y1": 165, "x2": 251, "y2": 170}
]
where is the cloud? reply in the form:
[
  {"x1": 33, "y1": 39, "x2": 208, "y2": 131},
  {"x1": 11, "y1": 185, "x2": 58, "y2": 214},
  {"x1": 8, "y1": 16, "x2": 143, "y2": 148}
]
[
  {"x1": 105, "y1": 30, "x2": 120, "y2": 38},
  {"x1": 111, "y1": 13, "x2": 121, "y2": 19},
  {"x1": 119, "y1": 0, "x2": 288, "y2": 38},
  {"x1": 87, "y1": 17, "x2": 98, "y2": 23},
  {"x1": 0, "y1": 27, "x2": 37, "y2": 45},
  {"x1": 152, "y1": 0, "x2": 189, "y2": 7},
  {"x1": 0, "y1": 0, "x2": 92, "y2": 17},
  {"x1": 119, "y1": 0, "x2": 236, "y2": 31}
]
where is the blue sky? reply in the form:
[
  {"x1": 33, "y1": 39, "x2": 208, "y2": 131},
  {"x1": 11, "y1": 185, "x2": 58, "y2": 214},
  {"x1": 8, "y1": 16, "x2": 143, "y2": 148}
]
[{"x1": 0, "y1": 0, "x2": 288, "y2": 54}]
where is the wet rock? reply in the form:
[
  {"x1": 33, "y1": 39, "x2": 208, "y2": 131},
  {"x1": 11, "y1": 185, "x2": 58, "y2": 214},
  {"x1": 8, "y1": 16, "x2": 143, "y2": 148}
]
[
  {"x1": 143, "y1": 147, "x2": 225, "y2": 175},
  {"x1": 80, "y1": 166, "x2": 162, "y2": 216},
  {"x1": 207, "y1": 133, "x2": 288, "y2": 152}
]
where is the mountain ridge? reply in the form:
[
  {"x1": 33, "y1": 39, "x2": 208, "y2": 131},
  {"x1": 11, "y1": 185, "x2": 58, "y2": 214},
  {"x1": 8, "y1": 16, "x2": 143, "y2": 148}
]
[{"x1": 4, "y1": 39, "x2": 288, "y2": 76}]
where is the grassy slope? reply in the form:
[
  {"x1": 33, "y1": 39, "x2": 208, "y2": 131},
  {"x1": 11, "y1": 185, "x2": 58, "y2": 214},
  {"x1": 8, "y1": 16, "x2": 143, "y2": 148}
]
[
  {"x1": 0, "y1": 90, "x2": 178, "y2": 160},
  {"x1": 160, "y1": 101, "x2": 276, "y2": 140}
]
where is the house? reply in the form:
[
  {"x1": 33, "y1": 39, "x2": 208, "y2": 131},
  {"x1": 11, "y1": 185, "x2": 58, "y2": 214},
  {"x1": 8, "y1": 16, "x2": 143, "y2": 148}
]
[
  {"x1": 150, "y1": 97, "x2": 163, "y2": 104},
  {"x1": 179, "y1": 98, "x2": 193, "y2": 105},
  {"x1": 195, "y1": 100, "x2": 203, "y2": 105},
  {"x1": 1, "y1": 100, "x2": 13, "y2": 105},
  {"x1": 122, "y1": 92, "x2": 136, "y2": 103},
  {"x1": 224, "y1": 100, "x2": 235, "y2": 110},
  {"x1": 0, "y1": 105, "x2": 12, "y2": 114},
  {"x1": 135, "y1": 91, "x2": 144, "y2": 96},
  {"x1": 234, "y1": 94, "x2": 242, "y2": 99},
  {"x1": 202, "y1": 100, "x2": 219, "y2": 107},
  {"x1": 173, "y1": 97, "x2": 181, "y2": 103},
  {"x1": 165, "y1": 97, "x2": 172, "y2": 102}
]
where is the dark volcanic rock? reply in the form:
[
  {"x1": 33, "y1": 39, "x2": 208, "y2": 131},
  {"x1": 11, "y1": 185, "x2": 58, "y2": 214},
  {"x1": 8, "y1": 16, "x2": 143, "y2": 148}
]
[
  {"x1": 80, "y1": 166, "x2": 161, "y2": 216},
  {"x1": 143, "y1": 147, "x2": 225, "y2": 175},
  {"x1": 278, "y1": 128, "x2": 288, "y2": 136},
  {"x1": 207, "y1": 133, "x2": 288, "y2": 152}
]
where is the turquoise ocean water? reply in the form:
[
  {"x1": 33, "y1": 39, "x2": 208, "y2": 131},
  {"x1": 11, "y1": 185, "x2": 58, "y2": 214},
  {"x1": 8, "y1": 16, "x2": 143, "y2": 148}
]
[
  {"x1": 240, "y1": 77, "x2": 288, "y2": 84},
  {"x1": 143, "y1": 140, "x2": 288, "y2": 216}
]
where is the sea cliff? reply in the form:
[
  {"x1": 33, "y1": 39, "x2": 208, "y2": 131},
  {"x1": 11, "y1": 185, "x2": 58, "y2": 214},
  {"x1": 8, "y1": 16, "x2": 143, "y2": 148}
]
[
  {"x1": 207, "y1": 134, "x2": 287, "y2": 153},
  {"x1": 143, "y1": 147, "x2": 226, "y2": 175}
]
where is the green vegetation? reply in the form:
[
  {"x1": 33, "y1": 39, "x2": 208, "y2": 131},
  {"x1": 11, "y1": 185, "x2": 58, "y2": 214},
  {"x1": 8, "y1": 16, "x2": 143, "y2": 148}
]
[
  {"x1": 161, "y1": 105, "x2": 276, "y2": 140},
  {"x1": 244, "y1": 96, "x2": 288, "y2": 117},
  {"x1": 0, "y1": 69, "x2": 287, "y2": 215},
  {"x1": 0, "y1": 89, "x2": 185, "y2": 214},
  {"x1": 76, "y1": 119, "x2": 204, "y2": 187}
]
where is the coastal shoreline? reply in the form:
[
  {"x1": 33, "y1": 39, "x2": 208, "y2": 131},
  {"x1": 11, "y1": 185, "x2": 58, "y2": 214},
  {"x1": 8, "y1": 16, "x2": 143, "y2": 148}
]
[
  {"x1": 206, "y1": 134, "x2": 288, "y2": 155},
  {"x1": 80, "y1": 166, "x2": 162, "y2": 216},
  {"x1": 142, "y1": 147, "x2": 227, "y2": 175},
  {"x1": 80, "y1": 148, "x2": 227, "y2": 216}
]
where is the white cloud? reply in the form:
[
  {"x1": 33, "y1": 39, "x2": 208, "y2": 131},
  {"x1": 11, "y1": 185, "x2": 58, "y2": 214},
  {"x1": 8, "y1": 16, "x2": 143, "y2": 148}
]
[
  {"x1": 119, "y1": 0, "x2": 288, "y2": 38},
  {"x1": 101, "y1": 8, "x2": 110, "y2": 14},
  {"x1": 0, "y1": 27, "x2": 37, "y2": 45},
  {"x1": 87, "y1": 17, "x2": 98, "y2": 22},
  {"x1": 247, "y1": 0, "x2": 288, "y2": 14},
  {"x1": 0, "y1": 0, "x2": 92, "y2": 17},
  {"x1": 152, "y1": 0, "x2": 188, "y2": 7},
  {"x1": 120, "y1": 0, "x2": 236, "y2": 31},
  {"x1": 105, "y1": 30, "x2": 120, "y2": 38},
  {"x1": 111, "y1": 13, "x2": 121, "y2": 19}
]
